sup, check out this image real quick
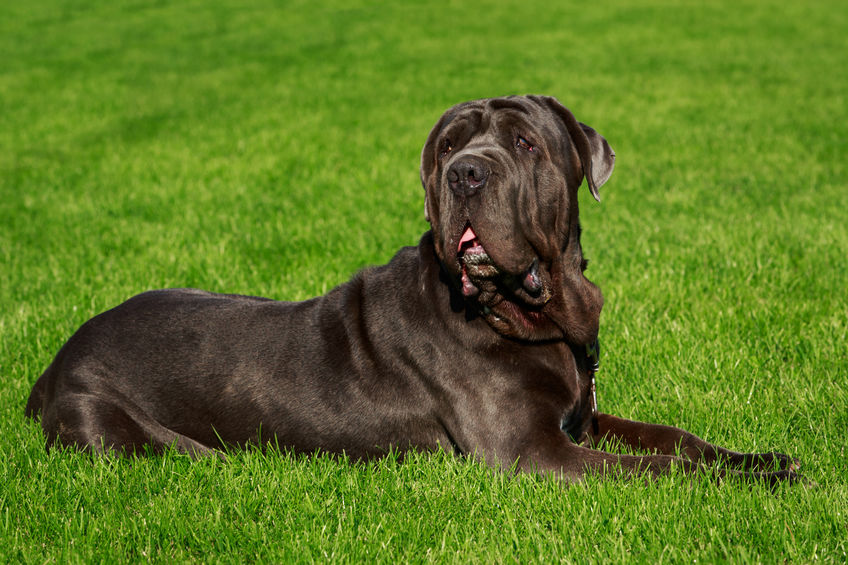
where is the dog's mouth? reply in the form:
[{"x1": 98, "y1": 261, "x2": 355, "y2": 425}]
[
  {"x1": 457, "y1": 225, "x2": 499, "y2": 297},
  {"x1": 456, "y1": 223, "x2": 549, "y2": 307}
]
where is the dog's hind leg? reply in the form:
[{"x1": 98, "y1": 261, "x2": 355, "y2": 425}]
[
  {"x1": 24, "y1": 372, "x2": 47, "y2": 420},
  {"x1": 41, "y1": 393, "x2": 215, "y2": 459}
]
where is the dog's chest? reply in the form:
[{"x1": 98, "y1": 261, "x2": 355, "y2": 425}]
[
  {"x1": 508, "y1": 341, "x2": 590, "y2": 430},
  {"x1": 549, "y1": 344, "x2": 593, "y2": 441}
]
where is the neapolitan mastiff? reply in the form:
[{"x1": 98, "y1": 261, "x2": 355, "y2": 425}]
[{"x1": 26, "y1": 96, "x2": 801, "y2": 483}]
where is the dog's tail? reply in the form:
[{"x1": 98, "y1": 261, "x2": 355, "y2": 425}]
[{"x1": 25, "y1": 371, "x2": 48, "y2": 420}]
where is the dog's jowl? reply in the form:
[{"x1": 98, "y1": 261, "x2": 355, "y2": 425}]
[{"x1": 26, "y1": 96, "x2": 800, "y2": 484}]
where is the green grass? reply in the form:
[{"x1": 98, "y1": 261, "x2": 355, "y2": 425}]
[{"x1": 2, "y1": 0, "x2": 846, "y2": 562}]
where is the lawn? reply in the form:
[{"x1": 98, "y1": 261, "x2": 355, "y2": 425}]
[{"x1": 1, "y1": 0, "x2": 846, "y2": 562}]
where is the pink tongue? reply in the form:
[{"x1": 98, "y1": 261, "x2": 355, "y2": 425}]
[
  {"x1": 458, "y1": 226, "x2": 478, "y2": 251},
  {"x1": 458, "y1": 226, "x2": 481, "y2": 297}
]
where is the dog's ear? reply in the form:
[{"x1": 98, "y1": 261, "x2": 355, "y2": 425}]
[
  {"x1": 420, "y1": 117, "x2": 441, "y2": 223},
  {"x1": 533, "y1": 96, "x2": 615, "y2": 202},
  {"x1": 420, "y1": 102, "x2": 472, "y2": 223},
  {"x1": 578, "y1": 122, "x2": 615, "y2": 202},
  {"x1": 420, "y1": 108, "x2": 454, "y2": 224}
]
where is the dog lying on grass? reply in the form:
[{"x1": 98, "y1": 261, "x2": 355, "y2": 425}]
[{"x1": 26, "y1": 96, "x2": 801, "y2": 484}]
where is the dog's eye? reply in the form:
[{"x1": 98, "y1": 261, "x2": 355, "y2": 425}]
[
  {"x1": 516, "y1": 136, "x2": 535, "y2": 152},
  {"x1": 439, "y1": 140, "x2": 453, "y2": 158}
]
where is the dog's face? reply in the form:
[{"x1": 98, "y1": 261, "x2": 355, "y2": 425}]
[{"x1": 420, "y1": 96, "x2": 615, "y2": 343}]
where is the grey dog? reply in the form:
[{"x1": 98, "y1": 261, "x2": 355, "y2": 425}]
[{"x1": 26, "y1": 96, "x2": 801, "y2": 483}]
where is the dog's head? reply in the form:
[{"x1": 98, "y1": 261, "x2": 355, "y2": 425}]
[{"x1": 420, "y1": 95, "x2": 615, "y2": 343}]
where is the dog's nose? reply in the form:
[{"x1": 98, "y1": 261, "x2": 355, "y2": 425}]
[{"x1": 447, "y1": 157, "x2": 489, "y2": 196}]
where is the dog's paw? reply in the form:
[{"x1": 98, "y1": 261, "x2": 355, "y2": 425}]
[
  {"x1": 765, "y1": 468, "x2": 817, "y2": 488},
  {"x1": 743, "y1": 451, "x2": 801, "y2": 473},
  {"x1": 765, "y1": 451, "x2": 801, "y2": 472},
  {"x1": 724, "y1": 467, "x2": 810, "y2": 489},
  {"x1": 767, "y1": 468, "x2": 801, "y2": 484}
]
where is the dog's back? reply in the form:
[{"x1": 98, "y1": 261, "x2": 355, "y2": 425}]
[{"x1": 26, "y1": 246, "x2": 454, "y2": 458}]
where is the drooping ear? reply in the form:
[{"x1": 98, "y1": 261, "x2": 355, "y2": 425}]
[
  {"x1": 420, "y1": 102, "x2": 473, "y2": 223},
  {"x1": 420, "y1": 113, "x2": 447, "y2": 191},
  {"x1": 533, "y1": 96, "x2": 615, "y2": 202},
  {"x1": 420, "y1": 118, "x2": 441, "y2": 223},
  {"x1": 578, "y1": 122, "x2": 615, "y2": 202},
  {"x1": 420, "y1": 107, "x2": 456, "y2": 223}
]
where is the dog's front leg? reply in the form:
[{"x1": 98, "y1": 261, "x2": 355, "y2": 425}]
[
  {"x1": 516, "y1": 429, "x2": 799, "y2": 485},
  {"x1": 515, "y1": 431, "x2": 700, "y2": 482},
  {"x1": 589, "y1": 413, "x2": 800, "y2": 473}
]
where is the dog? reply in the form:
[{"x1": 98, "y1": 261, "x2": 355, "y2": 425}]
[{"x1": 26, "y1": 95, "x2": 800, "y2": 483}]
